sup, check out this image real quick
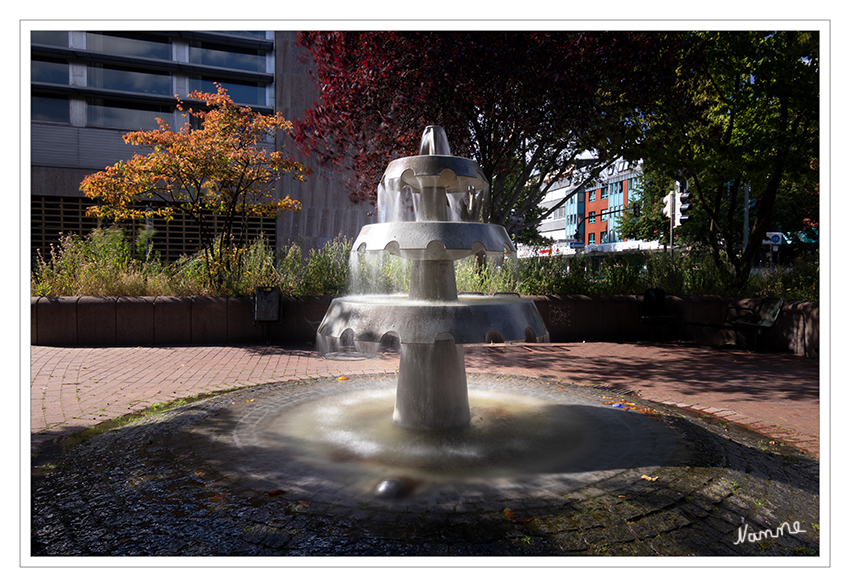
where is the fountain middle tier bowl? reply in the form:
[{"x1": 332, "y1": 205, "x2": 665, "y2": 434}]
[
  {"x1": 316, "y1": 294, "x2": 548, "y2": 346},
  {"x1": 353, "y1": 221, "x2": 515, "y2": 261}
]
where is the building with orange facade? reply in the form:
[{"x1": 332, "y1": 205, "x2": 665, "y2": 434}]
[{"x1": 529, "y1": 159, "x2": 660, "y2": 257}]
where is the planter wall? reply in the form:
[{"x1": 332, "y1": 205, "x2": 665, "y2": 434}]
[
  {"x1": 31, "y1": 295, "x2": 819, "y2": 357},
  {"x1": 31, "y1": 295, "x2": 334, "y2": 347}
]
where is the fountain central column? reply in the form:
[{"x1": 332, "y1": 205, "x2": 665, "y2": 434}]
[
  {"x1": 408, "y1": 185, "x2": 458, "y2": 303},
  {"x1": 394, "y1": 243, "x2": 470, "y2": 430},
  {"x1": 393, "y1": 133, "x2": 469, "y2": 429},
  {"x1": 394, "y1": 334, "x2": 470, "y2": 430}
]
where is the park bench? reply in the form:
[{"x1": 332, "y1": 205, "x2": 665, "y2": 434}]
[{"x1": 723, "y1": 297, "x2": 785, "y2": 351}]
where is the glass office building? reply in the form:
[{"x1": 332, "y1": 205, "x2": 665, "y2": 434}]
[{"x1": 30, "y1": 31, "x2": 277, "y2": 262}]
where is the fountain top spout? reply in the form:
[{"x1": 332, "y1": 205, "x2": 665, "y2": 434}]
[{"x1": 419, "y1": 125, "x2": 452, "y2": 156}]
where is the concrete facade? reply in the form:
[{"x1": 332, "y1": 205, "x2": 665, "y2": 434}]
[{"x1": 273, "y1": 31, "x2": 374, "y2": 251}]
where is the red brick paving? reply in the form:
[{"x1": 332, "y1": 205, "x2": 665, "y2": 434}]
[{"x1": 29, "y1": 342, "x2": 820, "y2": 459}]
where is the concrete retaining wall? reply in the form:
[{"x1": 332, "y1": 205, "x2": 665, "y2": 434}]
[{"x1": 31, "y1": 295, "x2": 819, "y2": 357}]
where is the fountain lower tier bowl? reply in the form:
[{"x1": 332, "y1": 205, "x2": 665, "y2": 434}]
[
  {"x1": 316, "y1": 294, "x2": 549, "y2": 347},
  {"x1": 353, "y1": 221, "x2": 515, "y2": 260}
]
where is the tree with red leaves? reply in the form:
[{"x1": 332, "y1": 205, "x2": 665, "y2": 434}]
[{"x1": 293, "y1": 31, "x2": 679, "y2": 233}]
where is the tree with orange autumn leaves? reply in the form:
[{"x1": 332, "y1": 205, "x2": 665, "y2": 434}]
[{"x1": 81, "y1": 84, "x2": 305, "y2": 290}]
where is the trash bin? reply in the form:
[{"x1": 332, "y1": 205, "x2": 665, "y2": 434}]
[{"x1": 254, "y1": 286, "x2": 281, "y2": 323}]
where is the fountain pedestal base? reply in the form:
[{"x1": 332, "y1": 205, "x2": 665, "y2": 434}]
[{"x1": 393, "y1": 339, "x2": 470, "y2": 429}]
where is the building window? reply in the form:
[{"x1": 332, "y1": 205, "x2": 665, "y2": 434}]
[
  {"x1": 588, "y1": 190, "x2": 595, "y2": 202},
  {"x1": 601, "y1": 185, "x2": 609, "y2": 199},
  {"x1": 86, "y1": 32, "x2": 172, "y2": 60},
  {"x1": 610, "y1": 181, "x2": 624, "y2": 198},
  {"x1": 32, "y1": 94, "x2": 69, "y2": 123},
  {"x1": 188, "y1": 76, "x2": 267, "y2": 106},
  {"x1": 32, "y1": 58, "x2": 68, "y2": 84},
  {"x1": 628, "y1": 176, "x2": 641, "y2": 197},
  {"x1": 210, "y1": 31, "x2": 269, "y2": 41},
  {"x1": 86, "y1": 98, "x2": 172, "y2": 130},
  {"x1": 188, "y1": 40, "x2": 267, "y2": 73},
  {"x1": 87, "y1": 63, "x2": 172, "y2": 96},
  {"x1": 31, "y1": 31, "x2": 68, "y2": 47},
  {"x1": 588, "y1": 233, "x2": 595, "y2": 244},
  {"x1": 600, "y1": 231, "x2": 607, "y2": 243},
  {"x1": 588, "y1": 211, "x2": 596, "y2": 224}
]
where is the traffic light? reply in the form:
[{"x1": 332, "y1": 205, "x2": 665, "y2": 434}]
[
  {"x1": 662, "y1": 191, "x2": 675, "y2": 219},
  {"x1": 632, "y1": 201, "x2": 641, "y2": 217},
  {"x1": 675, "y1": 192, "x2": 692, "y2": 227}
]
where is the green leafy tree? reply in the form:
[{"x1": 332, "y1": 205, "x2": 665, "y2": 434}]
[
  {"x1": 627, "y1": 31, "x2": 819, "y2": 291},
  {"x1": 617, "y1": 165, "x2": 677, "y2": 246}
]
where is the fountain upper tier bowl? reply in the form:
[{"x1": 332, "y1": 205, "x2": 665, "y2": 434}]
[{"x1": 382, "y1": 154, "x2": 488, "y2": 195}]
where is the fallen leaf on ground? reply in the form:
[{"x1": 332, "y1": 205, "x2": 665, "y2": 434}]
[
  {"x1": 502, "y1": 507, "x2": 536, "y2": 522},
  {"x1": 337, "y1": 376, "x2": 349, "y2": 381},
  {"x1": 266, "y1": 489, "x2": 285, "y2": 495},
  {"x1": 641, "y1": 475, "x2": 658, "y2": 482}
]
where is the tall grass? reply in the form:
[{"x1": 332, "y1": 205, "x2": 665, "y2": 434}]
[
  {"x1": 31, "y1": 228, "x2": 352, "y2": 298},
  {"x1": 31, "y1": 228, "x2": 818, "y2": 302},
  {"x1": 31, "y1": 228, "x2": 175, "y2": 297}
]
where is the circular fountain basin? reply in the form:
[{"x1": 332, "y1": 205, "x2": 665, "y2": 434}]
[
  {"x1": 353, "y1": 221, "x2": 515, "y2": 260},
  {"x1": 316, "y1": 294, "x2": 548, "y2": 346},
  {"x1": 189, "y1": 374, "x2": 680, "y2": 502}
]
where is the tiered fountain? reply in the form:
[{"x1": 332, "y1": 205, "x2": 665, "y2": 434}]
[
  {"x1": 316, "y1": 126, "x2": 548, "y2": 430},
  {"x1": 171, "y1": 134, "x2": 678, "y2": 502}
]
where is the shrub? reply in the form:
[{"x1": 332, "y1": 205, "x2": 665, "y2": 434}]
[
  {"x1": 293, "y1": 235, "x2": 352, "y2": 297},
  {"x1": 599, "y1": 253, "x2": 646, "y2": 295},
  {"x1": 516, "y1": 255, "x2": 569, "y2": 295},
  {"x1": 31, "y1": 227, "x2": 173, "y2": 297},
  {"x1": 745, "y1": 255, "x2": 819, "y2": 302},
  {"x1": 455, "y1": 254, "x2": 519, "y2": 294},
  {"x1": 31, "y1": 230, "x2": 818, "y2": 302}
]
